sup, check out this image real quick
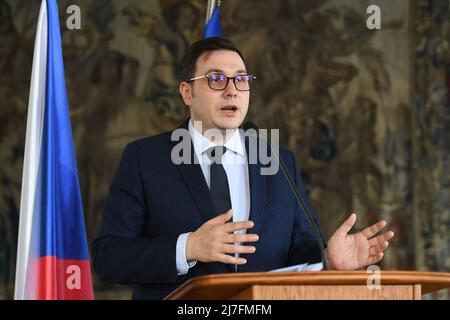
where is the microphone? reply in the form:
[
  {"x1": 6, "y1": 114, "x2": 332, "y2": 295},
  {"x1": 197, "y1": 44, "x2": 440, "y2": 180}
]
[{"x1": 241, "y1": 121, "x2": 329, "y2": 270}]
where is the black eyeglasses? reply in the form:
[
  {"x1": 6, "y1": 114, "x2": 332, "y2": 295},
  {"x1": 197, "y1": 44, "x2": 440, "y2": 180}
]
[{"x1": 188, "y1": 73, "x2": 256, "y2": 91}]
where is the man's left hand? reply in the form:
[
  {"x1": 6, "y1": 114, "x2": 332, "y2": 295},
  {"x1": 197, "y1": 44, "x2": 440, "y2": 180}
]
[{"x1": 327, "y1": 213, "x2": 395, "y2": 270}]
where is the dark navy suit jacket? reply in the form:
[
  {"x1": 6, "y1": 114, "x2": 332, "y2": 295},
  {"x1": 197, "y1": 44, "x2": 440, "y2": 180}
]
[{"x1": 92, "y1": 120, "x2": 324, "y2": 300}]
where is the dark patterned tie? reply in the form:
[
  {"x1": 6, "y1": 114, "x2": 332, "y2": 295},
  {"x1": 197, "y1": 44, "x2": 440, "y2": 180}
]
[
  {"x1": 206, "y1": 146, "x2": 238, "y2": 272},
  {"x1": 206, "y1": 146, "x2": 231, "y2": 214}
]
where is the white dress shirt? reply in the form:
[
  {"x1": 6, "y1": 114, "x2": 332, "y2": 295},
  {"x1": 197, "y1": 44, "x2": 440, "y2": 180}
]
[{"x1": 175, "y1": 119, "x2": 250, "y2": 275}]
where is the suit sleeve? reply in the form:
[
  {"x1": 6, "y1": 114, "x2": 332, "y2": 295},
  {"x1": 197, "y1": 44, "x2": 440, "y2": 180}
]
[
  {"x1": 286, "y1": 150, "x2": 327, "y2": 265},
  {"x1": 92, "y1": 143, "x2": 179, "y2": 285}
]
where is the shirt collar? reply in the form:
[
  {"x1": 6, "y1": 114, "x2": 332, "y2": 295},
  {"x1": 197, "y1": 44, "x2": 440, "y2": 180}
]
[{"x1": 188, "y1": 119, "x2": 245, "y2": 157}]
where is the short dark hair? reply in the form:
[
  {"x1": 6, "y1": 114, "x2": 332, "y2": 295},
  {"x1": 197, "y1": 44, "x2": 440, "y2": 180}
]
[{"x1": 179, "y1": 37, "x2": 245, "y2": 82}]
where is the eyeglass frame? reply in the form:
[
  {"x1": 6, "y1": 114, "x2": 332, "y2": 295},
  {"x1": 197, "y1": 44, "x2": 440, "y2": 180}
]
[{"x1": 187, "y1": 73, "x2": 256, "y2": 91}]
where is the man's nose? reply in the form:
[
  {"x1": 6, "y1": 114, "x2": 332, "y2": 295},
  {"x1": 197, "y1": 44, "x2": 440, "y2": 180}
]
[{"x1": 223, "y1": 79, "x2": 238, "y2": 97}]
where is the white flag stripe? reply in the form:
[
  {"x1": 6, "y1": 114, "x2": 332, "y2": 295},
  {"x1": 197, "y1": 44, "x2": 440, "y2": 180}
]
[{"x1": 14, "y1": 0, "x2": 48, "y2": 300}]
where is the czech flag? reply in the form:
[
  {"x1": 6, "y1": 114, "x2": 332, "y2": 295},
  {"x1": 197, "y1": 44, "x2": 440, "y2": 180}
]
[
  {"x1": 204, "y1": 1, "x2": 222, "y2": 38},
  {"x1": 14, "y1": 0, "x2": 94, "y2": 300}
]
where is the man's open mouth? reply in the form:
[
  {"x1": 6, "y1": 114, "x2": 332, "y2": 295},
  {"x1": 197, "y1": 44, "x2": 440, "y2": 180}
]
[{"x1": 221, "y1": 105, "x2": 238, "y2": 113}]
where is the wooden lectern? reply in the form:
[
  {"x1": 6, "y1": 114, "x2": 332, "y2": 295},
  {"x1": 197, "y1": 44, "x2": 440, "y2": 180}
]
[{"x1": 165, "y1": 271, "x2": 450, "y2": 300}]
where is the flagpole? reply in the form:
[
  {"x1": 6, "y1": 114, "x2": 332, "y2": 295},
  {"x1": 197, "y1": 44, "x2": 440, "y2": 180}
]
[
  {"x1": 204, "y1": 0, "x2": 222, "y2": 38},
  {"x1": 205, "y1": 0, "x2": 220, "y2": 25}
]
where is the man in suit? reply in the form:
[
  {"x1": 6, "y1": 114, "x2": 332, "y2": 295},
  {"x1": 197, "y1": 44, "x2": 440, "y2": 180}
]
[{"x1": 92, "y1": 37, "x2": 395, "y2": 300}]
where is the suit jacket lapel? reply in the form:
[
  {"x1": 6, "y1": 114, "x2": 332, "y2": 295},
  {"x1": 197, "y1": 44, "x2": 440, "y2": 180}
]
[
  {"x1": 245, "y1": 135, "x2": 266, "y2": 240},
  {"x1": 170, "y1": 120, "x2": 218, "y2": 223}
]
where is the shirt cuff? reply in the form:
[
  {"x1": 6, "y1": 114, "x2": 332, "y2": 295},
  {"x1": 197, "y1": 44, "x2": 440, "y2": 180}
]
[{"x1": 176, "y1": 232, "x2": 197, "y2": 275}]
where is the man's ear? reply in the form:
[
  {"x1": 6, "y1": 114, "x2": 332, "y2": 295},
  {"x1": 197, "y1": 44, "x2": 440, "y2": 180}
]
[{"x1": 179, "y1": 82, "x2": 192, "y2": 106}]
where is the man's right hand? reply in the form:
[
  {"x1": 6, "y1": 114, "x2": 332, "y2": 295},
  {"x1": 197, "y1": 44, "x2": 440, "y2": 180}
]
[{"x1": 186, "y1": 209, "x2": 259, "y2": 265}]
